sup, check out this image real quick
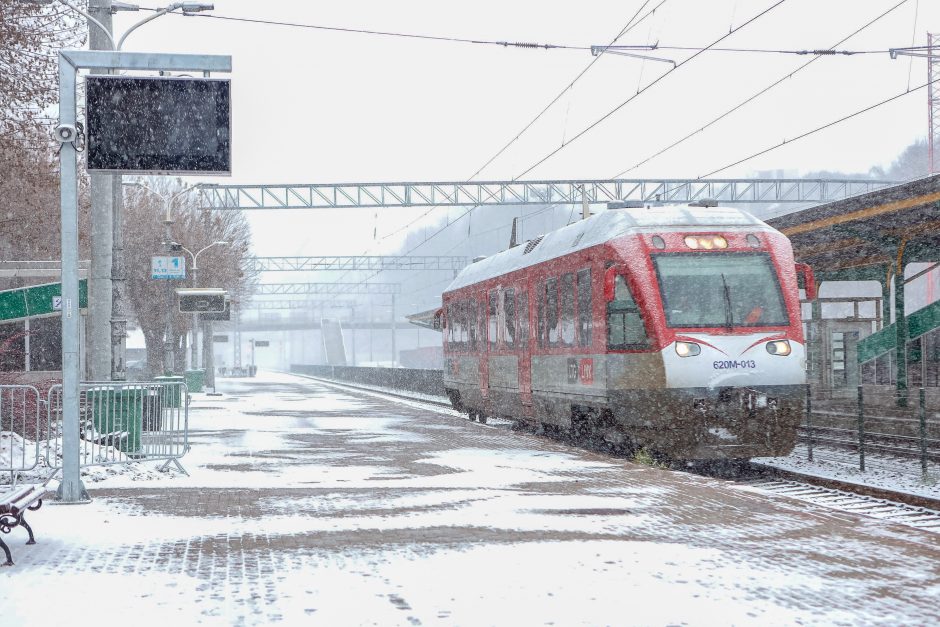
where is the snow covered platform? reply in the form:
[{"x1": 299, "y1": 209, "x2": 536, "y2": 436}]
[{"x1": 4, "y1": 371, "x2": 940, "y2": 625}]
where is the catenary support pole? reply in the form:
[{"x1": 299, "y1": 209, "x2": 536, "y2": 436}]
[
  {"x1": 350, "y1": 305, "x2": 356, "y2": 366},
  {"x1": 391, "y1": 294, "x2": 397, "y2": 367}
]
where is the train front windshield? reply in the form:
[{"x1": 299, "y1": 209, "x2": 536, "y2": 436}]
[{"x1": 653, "y1": 253, "x2": 789, "y2": 328}]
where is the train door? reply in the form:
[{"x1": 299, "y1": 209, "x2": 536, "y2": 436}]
[
  {"x1": 517, "y1": 289, "x2": 533, "y2": 418},
  {"x1": 479, "y1": 291, "x2": 490, "y2": 410}
]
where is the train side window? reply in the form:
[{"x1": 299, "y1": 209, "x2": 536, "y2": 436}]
[
  {"x1": 445, "y1": 303, "x2": 453, "y2": 347},
  {"x1": 561, "y1": 273, "x2": 575, "y2": 346},
  {"x1": 536, "y1": 282, "x2": 545, "y2": 348},
  {"x1": 546, "y1": 278, "x2": 559, "y2": 346},
  {"x1": 607, "y1": 275, "x2": 649, "y2": 349},
  {"x1": 577, "y1": 268, "x2": 592, "y2": 347},
  {"x1": 467, "y1": 299, "x2": 477, "y2": 350},
  {"x1": 475, "y1": 292, "x2": 486, "y2": 353},
  {"x1": 517, "y1": 291, "x2": 529, "y2": 347},
  {"x1": 457, "y1": 300, "x2": 467, "y2": 349},
  {"x1": 488, "y1": 289, "x2": 499, "y2": 351},
  {"x1": 503, "y1": 288, "x2": 516, "y2": 349}
]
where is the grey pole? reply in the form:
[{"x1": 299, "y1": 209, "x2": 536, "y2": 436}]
[
  {"x1": 163, "y1": 205, "x2": 175, "y2": 374},
  {"x1": 203, "y1": 316, "x2": 217, "y2": 392},
  {"x1": 87, "y1": 0, "x2": 114, "y2": 381},
  {"x1": 190, "y1": 263, "x2": 199, "y2": 369},
  {"x1": 57, "y1": 52, "x2": 88, "y2": 502},
  {"x1": 111, "y1": 175, "x2": 127, "y2": 380},
  {"x1": 350, "y1": 305, "x2": 356, "y2": 366},
  {"x1": 390, "y1": 294, "x2": 397, "y2": 367}
]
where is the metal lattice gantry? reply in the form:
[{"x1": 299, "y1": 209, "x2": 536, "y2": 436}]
[
  {"x1": 255, "y1": 283, "x2": 401, "y2": 296},
  {"x1": 241, "y1": 299, "x2": 358, "y2": 310},
  {"x1": 199, "y1": 178, "x2": 900, "y2": 210},
  {"x1": 248, "y1": 256, "x2": 468, "y2": 273}
]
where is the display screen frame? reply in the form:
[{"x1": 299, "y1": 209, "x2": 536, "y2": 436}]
[{"x1": 85, "y1": 74, "x2": 232, "y2": 175}]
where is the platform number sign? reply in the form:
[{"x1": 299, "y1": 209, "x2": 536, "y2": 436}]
[{"x1": 253, "y1": 340, "x2": 270, "y2": 347}]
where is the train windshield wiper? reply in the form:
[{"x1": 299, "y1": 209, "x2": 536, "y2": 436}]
[{"x1": 720, "y1": 273, "x2": 734, "y2": 330}]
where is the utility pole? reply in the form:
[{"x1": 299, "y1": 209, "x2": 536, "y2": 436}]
[
  {"x1": 88, "y1": 0, "x2": 113, "y2": 381},
  {"x1": 111, "y1": 174, "x2": 127, "y2": 380},
  {"x1": 163, "y1": 207, "x2": 175, "y2": 373},
  {"x1": 190, "y1": 264, "x2": 199, "y2": 368}
]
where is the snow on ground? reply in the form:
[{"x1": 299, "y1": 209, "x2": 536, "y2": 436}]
[
  {"x1": 3, "y1": 371, "x2": 939, "y2": 625},
  {"x1": 301, "y1": 371, "x2": 940, "y2": 503},
  {"x1": 755, "y1": 444, "x2": 940, "y2": 501}
]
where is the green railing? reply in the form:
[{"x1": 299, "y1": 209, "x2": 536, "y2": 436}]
[{"x1": 857, "y1": 299, "x2": 940, "y2": 365}]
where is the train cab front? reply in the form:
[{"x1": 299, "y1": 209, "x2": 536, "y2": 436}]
[{"x1": 604, "y1": 226, "x2": 810, "y2": 460}]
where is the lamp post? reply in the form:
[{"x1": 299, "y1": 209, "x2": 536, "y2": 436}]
[
  {"x1": 125, "y1": 182, "x2": 199, "y2": 374},
  {"x1": 173, "y1": 240, "x2": 229, "y2": 371}
]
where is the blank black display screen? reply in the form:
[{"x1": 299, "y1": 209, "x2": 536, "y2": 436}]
[{"x1": 86, "y1": 75, "x2": 231, "y2": 174}]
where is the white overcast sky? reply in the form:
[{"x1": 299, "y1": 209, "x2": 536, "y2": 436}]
[{"x1": 109, "y1": 0, "x2": 939, "y2": 258}]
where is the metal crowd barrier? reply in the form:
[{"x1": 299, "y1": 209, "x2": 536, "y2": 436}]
[
  {"x1": 49, "y1": 381, "x2": 191, "y2": 475},
  {"x1": 1, "y1": 381, "x2": 190, "y2": 484},
  {"x1": 0, "y1": 385, "x2": 44, "y2": 482}
]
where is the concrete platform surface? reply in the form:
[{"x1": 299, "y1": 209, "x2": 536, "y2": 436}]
[{"x1": 4, "y1": 372, "x2": 939, "y2": 626}]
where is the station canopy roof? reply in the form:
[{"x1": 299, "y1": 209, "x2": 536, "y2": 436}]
[{"x1": 767, "y1": 173, "x2": 940, "y2": 282}]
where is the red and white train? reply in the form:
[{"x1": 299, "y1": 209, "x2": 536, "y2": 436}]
[{"x1": 439, "y1": 203, "x2": 815, "y2": 459}]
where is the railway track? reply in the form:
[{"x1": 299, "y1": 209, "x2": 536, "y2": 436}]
[
  {"x1": 799, "y1": 423, "x2": 940, "y2": 463},
  {"x1": 293, "y1": 374, "x2": 940, "y2": 533}
]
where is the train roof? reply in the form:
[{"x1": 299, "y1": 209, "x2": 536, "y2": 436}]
[{"x1": 444, "y1": 205, "x2": 776, "y2": 293}]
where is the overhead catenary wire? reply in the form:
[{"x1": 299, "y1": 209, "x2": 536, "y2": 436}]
[
  {"x1": 698, "y1": 76, "x2": 939, "y2": 179},
  {"x1": 336, "y1": 0, "x2": 787, "y2": 300},
  {"x1": 399, "y1": 0, "x2": 786, "y2": 273},
  {"x1": 467, "y1": 0, "x2": 667, "y2": 181},
  {"x1": 610, "y1": 0, "x2": 913, "y2": 178},
  {"x1": 156, "y1": 9, "x2": 588, "y2": 52},
  {"x1": 313, "y1": 1, "x2": 667, "y2": 295},
  {"x1": 370, "y1": 0, "x2": 666, "y2": 271},
  {"x1": 511, "y1": 0, "x2": 789, "y2": 181}
]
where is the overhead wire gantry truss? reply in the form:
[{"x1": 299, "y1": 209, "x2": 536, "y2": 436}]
[
  {"x1": 248, "y1": 256, "x2": 468, "y2": 272},
  {"x1": 255, "y1": 283, "x2": 401, "y2": 296},
  {"x1": 199, "y1": 178, "x2": 899, "y2": 210}
]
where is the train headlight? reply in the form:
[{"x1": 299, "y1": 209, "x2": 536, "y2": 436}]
[
  {"x1": 675, "y1": 341, "x2": 701, "y2": 357},
  {"x1": 683, "y1": 235, "x2": 728, "y2": 250},
  {"x1": 766, "y1": 340, "x2": 791, "y2": 356}
]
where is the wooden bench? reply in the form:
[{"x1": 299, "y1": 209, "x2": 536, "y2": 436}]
[{"x1": 0, "y1": 485, "x2": 48, "y2": 566}]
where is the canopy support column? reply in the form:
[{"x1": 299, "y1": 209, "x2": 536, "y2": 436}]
[{"x1": 894, "y1": 242, "x2": 909, "y2": 407}]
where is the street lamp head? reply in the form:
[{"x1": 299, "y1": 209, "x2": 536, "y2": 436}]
[{"x1": 111, "y1": 2, "x2": 140, "y2": 11}]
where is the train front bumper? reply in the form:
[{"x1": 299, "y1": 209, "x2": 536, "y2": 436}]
[{"x1": 608, "y1": 385, "x2": 805, "y2": 460}]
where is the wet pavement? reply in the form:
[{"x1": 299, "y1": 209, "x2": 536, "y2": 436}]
[{"x1": 4, "y1": 372, "x2": 940, "y2": 625}]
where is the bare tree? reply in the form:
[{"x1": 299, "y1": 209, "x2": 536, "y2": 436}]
[
  {"x1": 0, "y1": 2, "x2": 85, "y2": 269},
  {"x1": 1, "y1": 2, "x2": 82, "y2": 136},
  {"x1": 122, "y1": 181, "x2": 256, "y2": 375}
]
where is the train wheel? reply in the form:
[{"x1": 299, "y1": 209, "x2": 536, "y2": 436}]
[{"x1": 478, "y1": 413, "x2": 488, "y2": 424}]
